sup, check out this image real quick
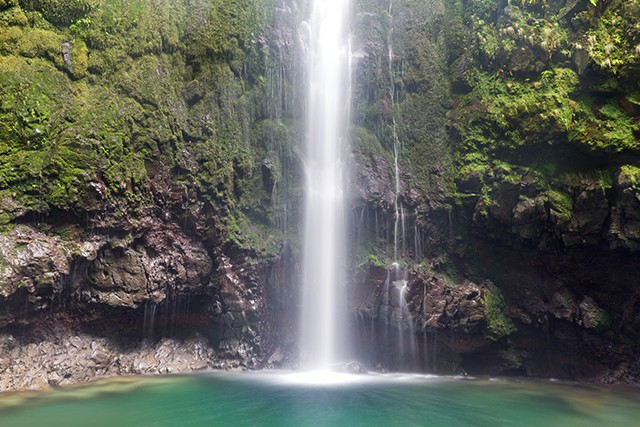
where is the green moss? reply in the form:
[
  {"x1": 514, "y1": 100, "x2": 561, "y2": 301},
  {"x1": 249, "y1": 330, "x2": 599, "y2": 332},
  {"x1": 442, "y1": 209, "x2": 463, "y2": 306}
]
[
  {"x1": 0, "y1": 26, "x2": 63, "y2": 66},
  {"x1": 352, "y1": 126, "x2": 385, "y2": 156},
  {"x1": 355, "y1": 240, "x2": 395, "y2": 270},
  {"x1": 597, "y1": 168, "x2": 613, "y2": 195},
  {"x1": 458, "y1": 162, "x2": 488, "y2": 183},
  {"x1": 585, "y1": 3, "x2": 640, "y2": 76},
  {"x1": 69, "y1": 39, "x2": 88, "y2": 78},
  {"x1": 0, "y1": 58, "x2": 83, "y2": 215},
  {"x1": 19, "y1": 0, "x2": 98, "y2": 27},
  {"x1": 0, "y1": 0, "x2": 282, "y2": 255},
  {"x1": 455, "y1": 64, "x2": 640, "y2": 161},
  {"x1": 0, "y1": 0, "x2": 19, "y2": 10},
  {"x1": 592, "y1": 309, "x2": 610, "y2": 331},
  {"x1": 493, "y1": 160, "x2": 524, "y2": 185},
  {"x1": 464, "y1": 0, "x2": 572, "y2": 64},
  {"x1": 620, "y1": 165, "x2": 640, "y2": 190},
  {"x1": 447, "y1": 0, "x2": 639, "y2": 211},
  {"x1": 591, "y1": 100, "x2": 639, "y2": 151},
  {"x1": 546, "y1": 189, "x2": 573, "y2": 222},
  {"x1": 482, "y1": 288, "x2": 516, "y2": 340},
  {"x1": 0, "y1": 4, "x2": 28, "y2": 26},
  {"x1": 224, "y1": 212, "x2": 283, "y2": 259},
  {"x1": 626, "y1": 91, "x2": 640, "y2": 107},
  {"x1": 184, "y1": 0, "x2": 270, "y2": 59}
]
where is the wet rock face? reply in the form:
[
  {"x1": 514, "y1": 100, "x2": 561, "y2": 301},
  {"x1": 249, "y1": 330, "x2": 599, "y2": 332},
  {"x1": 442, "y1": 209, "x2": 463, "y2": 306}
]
[
  {"x1": 409, "y1": 277, "x2": 486, "y2": 336},
  {"x1": 349, "y1": 156, "x2": 640, "y2": 380},
  {"x1": 0, "y1": 225, "x2": 75, "y2": 301},
  {"x1": 0, "y1": 322, "x2": 216, "y2": 392},
  {"x1": 610, "y1": 170, "x2": 640, "y2": 250},
  {"x1": 351, "y1": 265, "x2": 486, "y2": 335},
  {"x1": 0, "y1": 222, "x2": 213, "y2": 317},
  {"x1": 81, "y1": 223, "x2": 213, "y2": 309},
  {"x1": 209, "y1": 254, "x2": 266, "y2": 366},
  {"x1": 349, "y1": 264, "x2": 497, "y2": 371},
  {"x1": 0, "y1": 216, "x2": 283, "y2": 391},
  {"x1": 0, "y1": 0, "x2": 303, "y2": 394},
  {"x1": 349, "y1": 252, "x2": 640, "y2": 381},
  {"x1": 449, "y1": 168, "x2": 640, "y2": 381},
  {"x1": 464, "y1": 169, "x2": 635, "y2": 252}
]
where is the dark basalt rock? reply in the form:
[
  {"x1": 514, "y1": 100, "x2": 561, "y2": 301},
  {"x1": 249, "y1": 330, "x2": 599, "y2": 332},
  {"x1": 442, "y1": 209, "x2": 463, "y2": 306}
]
[
  {"x1": 0, "y1": 321, "x2": 216, "y2": 391},
  {"x1": 0, "y1": 211, "x2": 291, "y2": 392}
]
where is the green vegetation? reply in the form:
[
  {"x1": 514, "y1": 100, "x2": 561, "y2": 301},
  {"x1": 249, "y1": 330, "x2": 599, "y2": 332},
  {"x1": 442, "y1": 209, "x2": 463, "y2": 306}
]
[
  {"x1": 592, "y1": 309, "x2": 610, "y2": 331},
  {"x1": 584, "y1": 0, "x2": 640, "y2": 76},
  {"x1": 482, "y1": 288, "x2": 516, "y2": 339},
  {"x1": 546, "y1": 189, "x2": 573, "y2": 223},
  {"x1": 454, "y1": 67, "x2": 638, "y2": 154},
  {"x1": 0, "y1": 0, "x2": 292, "y2": 258},
  {"x1": 620, "y1": 165, "x2": 640, "y2": 190},
  {"x1": 447, "y1": 0, "x2": 639, "y2": 207},
  {"x1": 355, "y1": 240, "x2": 395, "y2": 270}
]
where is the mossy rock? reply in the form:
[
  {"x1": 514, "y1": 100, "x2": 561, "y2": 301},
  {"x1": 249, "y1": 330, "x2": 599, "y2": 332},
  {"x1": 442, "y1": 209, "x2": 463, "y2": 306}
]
[
  {"x1": 619, "y1": 165, "x2": 640, "y2": 190},
  {"x1": 481, "y1": 284, "x2": 516, "y2": 340},
  {"x1": 19, "y1": 0, "x2": 98, "y2": 27},
  {"x1": 545, "y1": 189, "x2": 573, "y2": 224},
  {"x1": 0, "y1": 4, "x2": 28, "y2": 26}
]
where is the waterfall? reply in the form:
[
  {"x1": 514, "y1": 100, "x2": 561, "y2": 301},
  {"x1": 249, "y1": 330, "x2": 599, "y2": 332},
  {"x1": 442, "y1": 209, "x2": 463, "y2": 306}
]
[
  {"x1": 387, "y1": 0, "x2": 416, "y2": 369},
  {"x1": 299, "y1": 0, "x2": 352, "y2": 371},
  {"x1": 388, "y1": 0, "x2": 404, "y2": 262}
]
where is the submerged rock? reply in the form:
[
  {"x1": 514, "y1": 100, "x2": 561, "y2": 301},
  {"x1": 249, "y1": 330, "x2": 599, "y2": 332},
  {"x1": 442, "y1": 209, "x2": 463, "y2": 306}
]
[{"x1": 346, "y1": 361, "x2": 368, "y2": 374}]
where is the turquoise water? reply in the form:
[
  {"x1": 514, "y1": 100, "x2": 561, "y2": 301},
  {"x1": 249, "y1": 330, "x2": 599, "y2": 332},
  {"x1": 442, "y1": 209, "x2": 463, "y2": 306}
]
[{"x1": 1, "y1": 372, "x2": 639, "y2": 427}]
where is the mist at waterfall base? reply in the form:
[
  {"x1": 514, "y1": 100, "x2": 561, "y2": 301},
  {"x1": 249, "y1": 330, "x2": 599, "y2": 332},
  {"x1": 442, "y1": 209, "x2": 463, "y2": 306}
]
[{"x1": 2, "y1": 373, "x2": 640, "y2": 427}]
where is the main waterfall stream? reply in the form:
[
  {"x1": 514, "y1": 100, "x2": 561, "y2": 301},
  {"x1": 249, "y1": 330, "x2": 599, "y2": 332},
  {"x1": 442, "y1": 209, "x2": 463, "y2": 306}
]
[{"x1": 299, "y1": 0, "x2": 352, "y2": 371}]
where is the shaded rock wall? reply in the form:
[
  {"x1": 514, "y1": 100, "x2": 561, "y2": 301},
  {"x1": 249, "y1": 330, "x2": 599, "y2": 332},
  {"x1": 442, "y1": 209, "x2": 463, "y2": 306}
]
[{"x1": 348, "y1": 0, "x2": 640, "y2": 383}]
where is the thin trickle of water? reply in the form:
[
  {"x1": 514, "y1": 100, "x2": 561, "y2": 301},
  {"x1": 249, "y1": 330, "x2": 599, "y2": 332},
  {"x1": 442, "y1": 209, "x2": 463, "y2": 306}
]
[
  {"x1": 356, "y1": 206, "x2": 365, "y2": 249},
  {"x1": 414, "y1": 222, "x2": 422, "y2": 260},
  {"x1": 400, "y1": 204, "x2": 406, "y2": 255},
  {"x1": 299, "y1": 0, "x2": 352, "y2": 371},
  {"x1": 143, "y1": 302, "x2": 157, "y2": 337},
  {"x1": 447, "y1": 208, "x2": 454, "y2": 244},
  {"x1": 388, "y1": 0, "x2": 404, "y2": 262},
  {"x1": 386, "y1": 0, "x2": 417, "y2": 369}
]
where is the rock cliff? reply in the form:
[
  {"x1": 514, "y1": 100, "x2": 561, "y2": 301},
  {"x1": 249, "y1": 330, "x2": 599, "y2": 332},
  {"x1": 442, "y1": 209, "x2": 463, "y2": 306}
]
[
  {"x1": 0, "y1": 0, "x2": 301, "y2": 391},
  {"x1": 349, "y1": 0, "x2": 640, "y2": 383}
]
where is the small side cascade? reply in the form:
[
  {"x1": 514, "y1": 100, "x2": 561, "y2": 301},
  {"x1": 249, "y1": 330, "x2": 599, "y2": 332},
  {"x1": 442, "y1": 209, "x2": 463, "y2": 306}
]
[
  {"x1": 143, "y1": 302, "x2": 157, "y2": 338},
  {"x1": 385, "y1": 0, "x2": 416, "y2": 369},
  {"x1": 377, "y1": 261, "x2": 417, "y2": 370},
  {"x1": 388, "y1": 0, "x2": 405, "y2": 263},
  {"x1": 413, "y1": 218, "x2": 424, "y2": 261}
]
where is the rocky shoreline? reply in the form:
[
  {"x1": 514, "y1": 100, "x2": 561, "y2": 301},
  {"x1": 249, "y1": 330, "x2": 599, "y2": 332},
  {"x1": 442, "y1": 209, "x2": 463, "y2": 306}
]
[
  {"x1": 0, "y1": 220, "x2": 296, "y2": 393},
  {"x1": 0, "y1": 326, "x2": 215, "y2": 392}
]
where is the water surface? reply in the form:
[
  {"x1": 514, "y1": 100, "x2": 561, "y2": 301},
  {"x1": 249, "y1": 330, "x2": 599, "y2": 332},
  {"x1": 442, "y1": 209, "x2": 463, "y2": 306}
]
[{"x1": 1, "y1": 372, "x2": 639, "y2": 427}]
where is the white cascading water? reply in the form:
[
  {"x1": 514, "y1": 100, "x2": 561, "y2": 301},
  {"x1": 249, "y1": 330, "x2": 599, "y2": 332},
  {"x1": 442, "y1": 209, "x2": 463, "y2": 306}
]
[
  {"x1": 299, "y1": 0, "x2": 352, "y2": 371},
  {"x1": 386, "y1": 0, "x2": 416, "y2": 368}
]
